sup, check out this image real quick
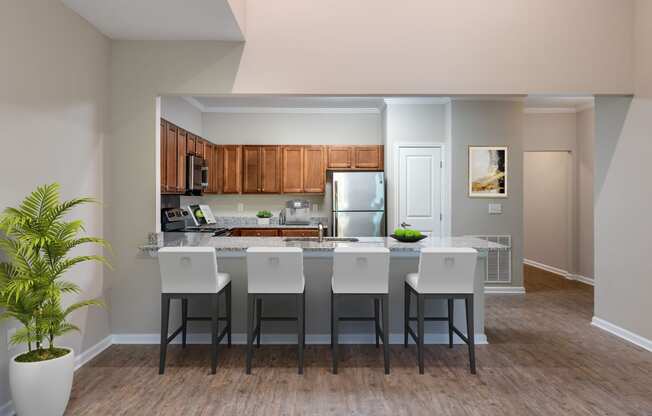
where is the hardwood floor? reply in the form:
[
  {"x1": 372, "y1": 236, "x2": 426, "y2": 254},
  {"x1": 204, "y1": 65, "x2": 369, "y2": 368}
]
[{"x1": 67, "y1": 266, "x2": 652, "y2": 415}]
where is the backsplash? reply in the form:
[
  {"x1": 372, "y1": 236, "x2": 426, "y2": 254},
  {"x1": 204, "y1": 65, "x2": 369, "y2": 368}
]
[
  {"x1": 214, "y1": 216, "x2": 329, "y2": 228},
  {"x1": 180, "y1": 194, "x2": 328, "y2": 217}
]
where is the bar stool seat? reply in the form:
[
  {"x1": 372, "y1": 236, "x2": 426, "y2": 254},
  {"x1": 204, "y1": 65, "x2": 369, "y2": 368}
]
[
  {"x1": 331, "y1": 247, "x2": 391, "y2": 374},
  {"x1": 404, "y1": 247, "x2": 478, "y2": 375},
  {"x1": 158, "y1": 247, "x2": 232, "y2": 375}
]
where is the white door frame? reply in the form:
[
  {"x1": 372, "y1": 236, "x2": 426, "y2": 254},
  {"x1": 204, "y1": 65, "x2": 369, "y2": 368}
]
[{"x1": 393, "y1": 143, "x2": 451, "y2": 236}]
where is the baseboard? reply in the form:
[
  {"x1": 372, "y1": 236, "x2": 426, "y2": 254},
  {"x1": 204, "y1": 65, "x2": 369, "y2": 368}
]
[
  {"x1": 484, "y1": 286, "x2": 526, "y2": 294},
  {"x1": 75, "y1": 335, "x2": 113, "y2": 370},
  {"x1": 524, "y1": 259, "x2": 594, "y2": 286},
  {"x1": 591, "y1": 317, "x2": 652, "y2": 352},
  {"x1": 0, "y1": 401, "x2": 14, "y2": 416},
  {"x1": 112, "y1": 332, "x2": 488, "y2": 345}
]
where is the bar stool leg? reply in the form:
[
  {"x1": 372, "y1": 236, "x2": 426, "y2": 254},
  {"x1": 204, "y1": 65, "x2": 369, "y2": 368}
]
[
  {"x1": 297, "y1": 292, "x2": 305, "y2": 375},
  {"x1": 159, "y1": 294, "x2": 170, "y2": 375},
  {"x1": 210, "y1": 294, "x2": 219, "y2": 374},
  {"x1": 381, "y1": 294, "x2": 390, "y2": 375},
  {"x1": 465, "y1": 295, "x2": 476, "y2": 374},
  {"x1": 256, "y1": 298, "x2": 263, "y2": 348},
  {"x1": 404, "y1": 283, "x2": 410, "y2": 348},
  {"x1": 332, "y1": 294, "x2": 339, "y2": 374},
  {"x1": 246, "y1": 294, "x2": 255, "y2": 374},
  {"x1": 181, "y1": 298, "x2": 188, "y2": 348},
  {"x1": 447, "y1": 298, "x2": 454, "y2": 348},
  {"x1": 417, "y1": 294, "x2": 425, "y2": 375},
  {"x1": 226, "y1": 283, "x2": 232, "y2": 347},
  {"x1": 330, "y1": 290, "x2": 334, "y2": 349},
  {"x1": 302, "y1": 290, "x2": 306, "y2": 347},
  {"x1": 374, "y1": 298, "x2": 380, "y2": 348}
]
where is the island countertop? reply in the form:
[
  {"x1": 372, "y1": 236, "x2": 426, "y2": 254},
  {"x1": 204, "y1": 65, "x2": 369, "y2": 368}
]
[{"x1": 142, "y1": 234, "x2": 508, "y2": 257}]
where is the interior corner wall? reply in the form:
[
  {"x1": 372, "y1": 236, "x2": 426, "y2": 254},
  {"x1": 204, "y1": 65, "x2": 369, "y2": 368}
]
[
  {"x1": 0, "y1": 0, "x2": 112, "y2": 407},
  {"x1": 575, "y1": 108, "x2": 595, "y2": 280},
  {"x1": 161, "y1": 96, "x2": 203, "y2": 136},
  {"x1": 451, "y1": 101, "x2": 524, "y2": 289}
]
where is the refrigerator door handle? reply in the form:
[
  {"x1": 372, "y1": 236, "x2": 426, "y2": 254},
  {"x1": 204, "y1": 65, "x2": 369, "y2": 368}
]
[
  {"x1": 333, "y1": 180, "x2": 338, "y2": 212},
  {"x1": 333, "y1": 214, "x2": 338, "y2": 237}
]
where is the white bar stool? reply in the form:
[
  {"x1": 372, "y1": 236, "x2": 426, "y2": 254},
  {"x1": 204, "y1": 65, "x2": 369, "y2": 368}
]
[
  {"x1": 157, "y1": 247, "x2": 232, "y2": 375},
  {"x1": 331, "y1": 247, "x2": 391, "y2": 374},
  {"x1": 245, "y1": 247, "x2": 306, "y2": 375},
  {"x1": 404, "y1": 247, "x2": 478, "y2": 374}
]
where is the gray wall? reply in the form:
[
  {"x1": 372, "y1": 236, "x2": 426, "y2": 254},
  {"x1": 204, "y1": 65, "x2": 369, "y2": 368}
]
[
  {"x1": 576, "y1": 108, "x2": 595, "y2": 279},
  {"x1": 161, "y1": 96, "x2": 203, "y2": 136},
  {"x1": 0, "y1": 0, "x2": 111, "y2": 407},
  {"x1": 451, "y1": 101, "x2": 525, "y2": 288}
]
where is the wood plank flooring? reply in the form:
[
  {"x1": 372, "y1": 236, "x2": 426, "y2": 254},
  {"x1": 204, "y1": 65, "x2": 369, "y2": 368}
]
[{"x1": 66, "y1": 266, "x2": 652, "y2": 415}]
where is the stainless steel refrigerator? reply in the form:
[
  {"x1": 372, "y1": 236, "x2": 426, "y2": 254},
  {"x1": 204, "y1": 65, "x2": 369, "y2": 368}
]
[{"x1": 331, "y1": 171, "x2": 386, "y2": 237}]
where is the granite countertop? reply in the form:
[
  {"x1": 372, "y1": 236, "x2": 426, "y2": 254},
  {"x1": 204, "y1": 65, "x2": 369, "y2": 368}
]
[{"x1": 141, "y1": 234, "x2": 508, "y2": 257}]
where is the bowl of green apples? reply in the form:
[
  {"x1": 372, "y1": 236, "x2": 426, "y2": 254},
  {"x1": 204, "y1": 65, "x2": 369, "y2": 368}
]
[{"x1": 390, "y1": 228, "x2": 427, "y2": 243}]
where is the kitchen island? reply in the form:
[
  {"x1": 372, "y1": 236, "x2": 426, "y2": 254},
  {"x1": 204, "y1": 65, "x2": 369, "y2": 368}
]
[{"x1": 143, "y1": 235, "x2": 507, "y2": 344}]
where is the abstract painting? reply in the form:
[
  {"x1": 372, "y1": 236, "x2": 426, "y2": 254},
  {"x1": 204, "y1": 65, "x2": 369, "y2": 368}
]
[{"x1": 468, "y1": 146, "x2": 508, "y2": 198}]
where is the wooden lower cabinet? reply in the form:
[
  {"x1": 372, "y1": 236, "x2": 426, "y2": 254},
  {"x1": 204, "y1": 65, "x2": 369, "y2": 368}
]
[
  {"x1": 279, "y1": 229, "x2": 319, "y2": 237},
  {"x1": 238, "y1": 229, "x2": 279, "y2": 237}
]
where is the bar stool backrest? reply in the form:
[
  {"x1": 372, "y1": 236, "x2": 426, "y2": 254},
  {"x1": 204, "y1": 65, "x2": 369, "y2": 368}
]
[
  {"x1": 246, "y1": 247, "x2": 304, "y2": 294},
  {"x1": 416, "y1": 247, "x2": 478, "y2": 294},
  {"x1": 158, "y1": 247, "x2": 219, "y2": 293},
  {"x1": 332, "y1": 247, "x2": 390, "y2": 294}
]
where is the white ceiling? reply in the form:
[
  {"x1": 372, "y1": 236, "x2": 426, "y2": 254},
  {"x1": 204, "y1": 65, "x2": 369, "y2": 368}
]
[
  {"x1": 62, "y1": 0, "x2": 245, "y2": 41},
  {"x1": 524, "y1": 95, "x2": 595, "y2": 112},
  {"x1": 186, "y1": 96, "x2": 389, "y2": 113}
]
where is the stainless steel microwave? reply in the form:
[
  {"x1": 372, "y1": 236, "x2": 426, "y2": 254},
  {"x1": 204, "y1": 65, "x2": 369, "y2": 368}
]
[{"x1": 186, "y1": 155, "x2": 208, "y2": 195}]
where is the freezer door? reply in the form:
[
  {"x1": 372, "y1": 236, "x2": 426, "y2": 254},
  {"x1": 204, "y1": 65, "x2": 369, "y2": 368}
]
[
  {"x1": 333, "y1": 211, "x2": 386, "y2": 237},
  {"x1": 332, "y1": 172, "x2": 385, "y2": 211}
]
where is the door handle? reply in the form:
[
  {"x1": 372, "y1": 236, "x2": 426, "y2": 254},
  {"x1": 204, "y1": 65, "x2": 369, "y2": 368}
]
[{"x1": 400, "y1": 222, "x2": 411, "y2": 228}]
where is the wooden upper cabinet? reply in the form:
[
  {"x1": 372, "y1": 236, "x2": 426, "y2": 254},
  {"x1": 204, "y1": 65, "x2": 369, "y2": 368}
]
[
  {"x1": 242, "y1": 146, "x2": 261, "y2": 193},
  {"x1": 165, "y1": 123, "x2": 179, "y2": 193},
  {"x1": 353, "y1": 145, "x2": 383, "y2": 169},
  {"x1": 176, "y1": 128, "x2": 187, "y2": 193},
  {"x1": 160, "y1": 119, "x2": 167, "y2": 193},
  {"x1": 195, "y1": 139, "x2": 205, "y2": 159},
  {"x1": 260, "y1": 146, "x2": 282, "y2": 193},
  {"x1": 303, "y1": 146, "x2": 326, "y2": 193},
  {"x1": 327, "y1": 146, "x2": 353, "y2": 169},
  {"x1": 221, "y1": 145, "x2": 242, "y2": 194},
  {"x1": 186, "y1": 133, "x2": 196, "y2": 156},
  {"x1": 282, "y1": 146, "x2": 304, "y2": 193}
]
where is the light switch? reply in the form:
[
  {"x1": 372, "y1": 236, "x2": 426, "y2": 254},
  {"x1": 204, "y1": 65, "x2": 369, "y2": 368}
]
[{"x1": 488, "y1": 203, "x2": 502, "y2": 214}]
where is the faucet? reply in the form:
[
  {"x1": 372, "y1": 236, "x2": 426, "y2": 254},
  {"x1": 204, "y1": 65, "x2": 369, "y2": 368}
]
[{"x1": 318, "y1": 222, "x2": 324, "y2": 242}]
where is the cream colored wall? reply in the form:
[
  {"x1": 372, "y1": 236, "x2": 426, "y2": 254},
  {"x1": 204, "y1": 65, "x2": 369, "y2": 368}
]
[
  {"x1": 593, "y1": 0, "x2": 652, "y2": 343},
  {"x1": 161, "y1": 96, "x2": 203, "y2": 135},
  {"x1": 0, "y1": 0, "x2": 111, "y2": 407},
  {"x1": 233, "y1": 0, "x2": 635, "y2": 94}
]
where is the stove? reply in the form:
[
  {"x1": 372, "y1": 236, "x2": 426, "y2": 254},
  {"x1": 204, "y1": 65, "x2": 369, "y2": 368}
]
[{"x1": 161, "y1": 208, "x2": 230, "y2": 235}]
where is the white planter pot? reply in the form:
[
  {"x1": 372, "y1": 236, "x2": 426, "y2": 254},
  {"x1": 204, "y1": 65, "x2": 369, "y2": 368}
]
[
  {"x1": 257, "y1": 218, "x2": 271, "y2": 225},
  {"x1": 10, "y1": 348, "x2": 75, "y2": 416}
]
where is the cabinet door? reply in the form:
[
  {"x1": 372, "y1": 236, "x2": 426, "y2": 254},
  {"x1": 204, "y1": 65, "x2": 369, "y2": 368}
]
[
  {"x1": 195, "y1": 139, "x2": 205, "y2": 158},
  {"x1": 279, "y1": 229, "x2": 319, "y2": 237},
  {"x1": 327, "y1": 146, "x2": 353, "y2": 169},
  {"x1": 222, "y1": 145, "x2": 242, "y2": 194},
  {"x1": 160, "y1": 119, "x2": 167, "y2": 192},
  {"x1": 242, "y1": 145, "x2": 261, "y2": 193},
  {"x1": 176, "y1": 129, "x2": 187, "y2": 192},
  {"x1": 353, "y1": 145, "x2": 383, "y2": 169},
  {"x1": 213, "y1": 145, "x2": 223, "y2": 194},
  {"x1": 203, "y1": 143, "x2": 214, "y2": 193},
  {"x1": 165, "y1": 123, "x2": 178, "y2": 192},
  {"x1": 282, "y1": 146, "x2": 304, "y2": 193},
  {"x1": 239, "y1": 229, "x2": 279, "y2": 237},
  {"x1": 303, "y1": 145, "x2": 326, "y2": 193},
  {"x1": 187, "y1": 133, "x2": 196, "y2": 155},
  {"x1": 260, "y1": 146, "x2": 281, "y2": 193}
]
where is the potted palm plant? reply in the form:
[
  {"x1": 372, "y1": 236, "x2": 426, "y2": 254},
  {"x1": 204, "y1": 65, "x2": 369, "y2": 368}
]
[{"x1": 0, "y1": 183, "x2": 109, "y2": 416}]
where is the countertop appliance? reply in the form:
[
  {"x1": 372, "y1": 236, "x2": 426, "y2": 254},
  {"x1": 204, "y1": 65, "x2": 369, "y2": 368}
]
[
  {"x1": 161, "y1": 207, "x2": 229, "y2": 235},
  {"x1": 186, "y1": 155, "x2": 208, "y2": 195},
  {"x1": 332, "y1": 171, "x2": 386, "y2": 237},
  {"x1": 282, "y1": 199, "x2": 311, "y2": 225}
]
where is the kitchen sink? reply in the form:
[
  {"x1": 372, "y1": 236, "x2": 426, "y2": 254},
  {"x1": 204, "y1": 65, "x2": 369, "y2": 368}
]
[{"x1": 283, "y1": 237, "x2": 359, "y2": 242}]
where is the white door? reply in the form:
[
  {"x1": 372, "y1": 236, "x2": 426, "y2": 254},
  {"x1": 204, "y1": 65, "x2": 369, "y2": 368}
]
[{"x1": 398, "y1": 147, "x2": 442, "y2": 236}]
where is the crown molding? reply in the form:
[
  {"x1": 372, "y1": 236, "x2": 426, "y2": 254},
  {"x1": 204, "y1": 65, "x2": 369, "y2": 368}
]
[
  {"x1": 200, "y1": 106, "x2": 381, "y2": 114},
  {"x1": 182, "y1": 96, "x2": 207, "y2": 112},
  {"x1": 576, "y1": 102, "x2": 595, "y2": 112},
  {"x1": 523, "y1": 107, "x2": 578, "y2": 114},
  {"x1": 383, "y1": 97, "x2": 451, "y2": 105}
]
